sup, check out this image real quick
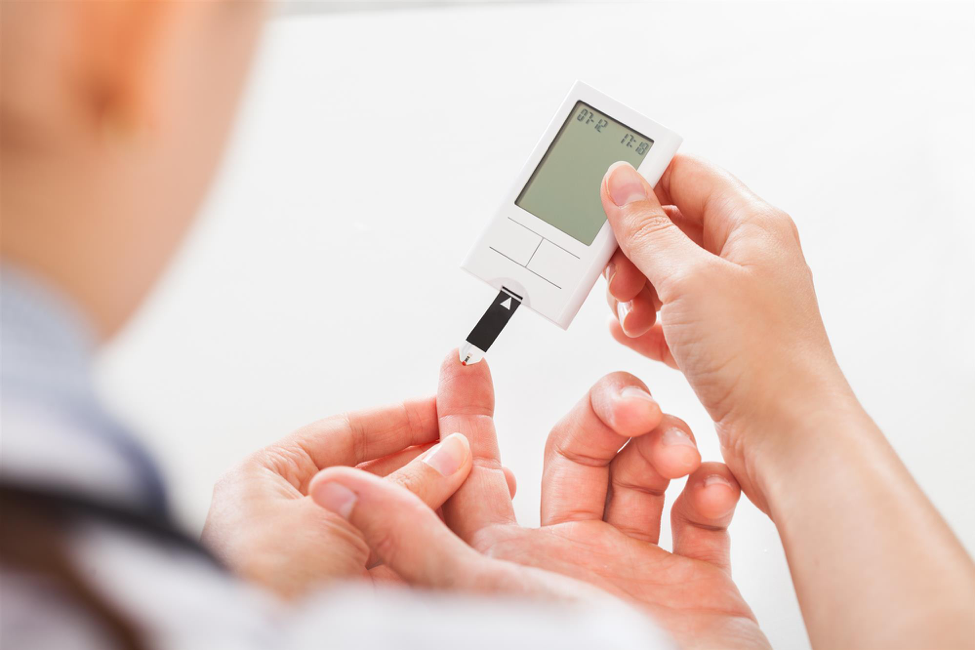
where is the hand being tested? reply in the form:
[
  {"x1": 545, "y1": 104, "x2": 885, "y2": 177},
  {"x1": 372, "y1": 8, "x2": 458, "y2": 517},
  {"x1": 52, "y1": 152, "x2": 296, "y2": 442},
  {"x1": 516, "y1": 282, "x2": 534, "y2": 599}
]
[{"x1": 439, "y1": 354, "x2": 768, "y2": 649}]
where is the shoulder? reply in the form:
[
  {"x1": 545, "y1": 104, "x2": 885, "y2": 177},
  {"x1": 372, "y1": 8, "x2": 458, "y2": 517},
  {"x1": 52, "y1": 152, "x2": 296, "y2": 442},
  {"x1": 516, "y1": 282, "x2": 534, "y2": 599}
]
[{"x1": 1, "y1": 511, "x2": 282, "y2": 650}]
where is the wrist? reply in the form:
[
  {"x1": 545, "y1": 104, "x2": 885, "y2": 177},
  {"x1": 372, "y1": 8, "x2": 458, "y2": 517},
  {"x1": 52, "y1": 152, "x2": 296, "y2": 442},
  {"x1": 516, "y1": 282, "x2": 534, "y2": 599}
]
[
  {"x1": 720, "y1": 364, "x2": 872, "y2": 510},
  {"x1": 747, "y1": 386, "x2": 883, "y2": 518}
]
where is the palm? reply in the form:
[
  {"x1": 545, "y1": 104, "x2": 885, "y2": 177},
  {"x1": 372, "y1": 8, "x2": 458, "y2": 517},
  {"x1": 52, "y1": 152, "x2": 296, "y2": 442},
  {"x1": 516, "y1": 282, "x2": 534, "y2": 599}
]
[{"x1": 475, "y1": 521, "x2": 766, "y2": 649}]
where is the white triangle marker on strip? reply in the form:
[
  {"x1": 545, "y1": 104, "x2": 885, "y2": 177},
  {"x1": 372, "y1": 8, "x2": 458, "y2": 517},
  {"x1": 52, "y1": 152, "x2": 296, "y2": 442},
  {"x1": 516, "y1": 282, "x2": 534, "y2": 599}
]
[{"x1": 500, "y1": 298, "x2": 512, "y2": 310}]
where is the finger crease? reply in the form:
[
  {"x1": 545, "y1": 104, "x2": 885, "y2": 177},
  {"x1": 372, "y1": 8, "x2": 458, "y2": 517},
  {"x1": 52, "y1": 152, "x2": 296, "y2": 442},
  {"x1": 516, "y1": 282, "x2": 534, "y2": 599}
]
[
  {"x1": 675, "y1": 515, "x2": 728, "y2": 533},
  {"x1": 611, "y1": 479, "x2": 666, "y2": 497},
  {"x1": 554, "y1": 443, "x2": 612, "y2": 468},
  {"x1": 472, "y1": 457, "x2": 505, "y2": 472}
]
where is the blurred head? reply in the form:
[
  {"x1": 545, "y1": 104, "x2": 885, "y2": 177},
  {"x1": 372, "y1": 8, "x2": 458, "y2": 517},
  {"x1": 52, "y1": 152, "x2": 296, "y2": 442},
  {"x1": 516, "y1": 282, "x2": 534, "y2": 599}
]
[{"x1": 0, "y1": 1, "x2": 266, "y2": 339}]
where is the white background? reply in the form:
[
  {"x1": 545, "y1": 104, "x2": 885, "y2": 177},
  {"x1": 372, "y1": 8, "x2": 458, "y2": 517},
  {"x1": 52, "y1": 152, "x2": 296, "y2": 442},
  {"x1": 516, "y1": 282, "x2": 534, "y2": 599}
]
[{"x1": 97, "y1": 3, "x2": 975, "y2": 648}]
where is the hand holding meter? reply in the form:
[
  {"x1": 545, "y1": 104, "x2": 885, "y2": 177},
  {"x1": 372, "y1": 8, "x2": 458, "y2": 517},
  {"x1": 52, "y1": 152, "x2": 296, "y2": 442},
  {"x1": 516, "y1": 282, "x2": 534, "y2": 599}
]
[{"x1": 460, "y1": 81, "x2": 682, "y2": 364}]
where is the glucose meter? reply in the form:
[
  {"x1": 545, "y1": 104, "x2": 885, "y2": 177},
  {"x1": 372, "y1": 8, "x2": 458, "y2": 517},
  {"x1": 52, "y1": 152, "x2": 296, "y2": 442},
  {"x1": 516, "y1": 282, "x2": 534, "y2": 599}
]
[{"x1": 460, "y1": 81, "x2": 682, "y2": 364}]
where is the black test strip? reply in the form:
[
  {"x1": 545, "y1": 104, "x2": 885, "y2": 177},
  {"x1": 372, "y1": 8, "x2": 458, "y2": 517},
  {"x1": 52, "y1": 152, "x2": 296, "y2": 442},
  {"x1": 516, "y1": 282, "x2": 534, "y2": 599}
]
[{"x1": 466, "y1": 288, "x2": 522, "y2": 352}]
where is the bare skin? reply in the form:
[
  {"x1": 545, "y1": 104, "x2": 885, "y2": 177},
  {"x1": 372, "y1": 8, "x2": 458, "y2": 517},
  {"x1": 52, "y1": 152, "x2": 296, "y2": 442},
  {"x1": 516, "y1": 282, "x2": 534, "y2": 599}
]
[
  {"x1": 202, "y1": 398, "x2": 447, "y2": 597},
  {"x1": 6, "y1": 2, "x2": 973, "y2": 647},
  {"x1": 204, "y1": 350, "x2": 770, "y2": 650},
  {"x1": 436, "y1": 356, "x2": 769, "y2": 650},
  {"x1": 7, "y1": 0, "x2": 746, "y2": 631},
  {"x1": 202, "y1": 397, "x2": 516, "y2": 598},
  {"x1": 309, "y1": 353, "x2": 770, "y2": 650},
  {"x1": 1, "y1": 1, "x2": 266, "y2": 338},
  {"x1": 600, "y1": 156, "x2": 975, "y2": 648}
]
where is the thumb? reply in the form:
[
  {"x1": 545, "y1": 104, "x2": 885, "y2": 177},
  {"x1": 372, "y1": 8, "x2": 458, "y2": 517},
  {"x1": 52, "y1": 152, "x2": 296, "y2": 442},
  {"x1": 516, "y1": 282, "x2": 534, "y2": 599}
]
[
  {"x1": 601, "y1": 161, "x2": 709, "y2": 301},
  {"x1": 309, "y1": 454, "x2": 486, "y2": 588}
]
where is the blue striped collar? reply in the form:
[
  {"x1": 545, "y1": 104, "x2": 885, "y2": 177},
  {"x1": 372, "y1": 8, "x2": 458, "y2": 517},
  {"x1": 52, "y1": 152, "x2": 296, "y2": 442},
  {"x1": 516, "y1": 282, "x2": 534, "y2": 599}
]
[{"x1": 1, "y1": 263, "x2": 168, "y2": 514}]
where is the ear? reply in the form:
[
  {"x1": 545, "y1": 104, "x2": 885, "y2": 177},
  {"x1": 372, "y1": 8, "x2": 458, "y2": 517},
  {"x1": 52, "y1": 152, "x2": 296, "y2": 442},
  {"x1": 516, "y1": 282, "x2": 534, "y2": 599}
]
[{"x1": 72, "y1": 1, "x2": 190, "y2": 137}]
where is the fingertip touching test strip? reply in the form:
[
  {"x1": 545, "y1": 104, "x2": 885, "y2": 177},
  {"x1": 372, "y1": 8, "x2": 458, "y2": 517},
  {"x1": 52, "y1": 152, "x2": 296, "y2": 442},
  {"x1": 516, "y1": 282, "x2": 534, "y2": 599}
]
[
  {"x1": 459, "y1": 81, "x2": 682, "y2": 364},
  {"x1": 460, "y1": 287, "x2": 522, "y2": 365}
]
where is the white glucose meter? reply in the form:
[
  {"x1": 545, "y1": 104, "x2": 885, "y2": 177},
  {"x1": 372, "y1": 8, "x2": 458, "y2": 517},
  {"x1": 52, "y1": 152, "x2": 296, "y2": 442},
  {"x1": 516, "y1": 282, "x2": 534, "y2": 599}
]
[{"x1": 460, "y1": 81, "x2": 682, "y2": 364}]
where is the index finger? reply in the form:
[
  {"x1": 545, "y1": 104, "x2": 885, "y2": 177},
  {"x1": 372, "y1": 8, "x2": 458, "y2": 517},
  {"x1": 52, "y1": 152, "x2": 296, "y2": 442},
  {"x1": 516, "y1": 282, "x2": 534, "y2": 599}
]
[
  {"x1": 272, "y1": 397, "x2": 439, "y2": 491},
  {"x1": 437, "y1": 351, "x2": 517, "y2": 543},
  {"x1": 655, "y1": 154, "x2": 768, "y2": 252}
]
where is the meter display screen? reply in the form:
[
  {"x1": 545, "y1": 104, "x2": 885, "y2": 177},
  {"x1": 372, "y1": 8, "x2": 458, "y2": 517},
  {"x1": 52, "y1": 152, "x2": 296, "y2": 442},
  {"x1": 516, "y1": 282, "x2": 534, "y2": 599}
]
[{"x1": 516, "y1": 102, "x2": 653, "y2": 245}]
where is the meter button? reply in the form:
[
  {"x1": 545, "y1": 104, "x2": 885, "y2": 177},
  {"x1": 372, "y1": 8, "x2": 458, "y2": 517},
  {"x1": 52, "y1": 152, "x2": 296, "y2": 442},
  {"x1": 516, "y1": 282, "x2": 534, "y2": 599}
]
[
  {"x1": 490, "y1": 218, "x2": 543, "y2": 266},
  {"x1": 527, "y1": 241, "x2": 578, "y2": 290}
]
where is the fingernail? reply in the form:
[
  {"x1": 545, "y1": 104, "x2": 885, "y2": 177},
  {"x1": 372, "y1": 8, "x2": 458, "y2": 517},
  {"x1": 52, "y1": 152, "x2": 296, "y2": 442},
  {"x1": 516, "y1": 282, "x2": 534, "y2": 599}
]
[
  {"x1": 661, "y1": 427, "x2": 696, "y2": 449},
  {"x1": 313, "y1": 482, "x2": 357, "y2": 520},
  {"x1": 619, "y1": 385, "x2": 656, "y2": 404},
  {"x1": 422, "y1": 432, "x2": 468, "y2": 476},
  {"x1": 617, "y1": 300, "x2": 633, "y2": 334},
  {"x1": 607, "y1": 162, "x2": 647, "y2": 206},
  {"x1": 704, "y1": 474, "x2": 733, "y2": 489},
  {"x1": 603, "y1": 261, "x2": 616, "y2": 286}
]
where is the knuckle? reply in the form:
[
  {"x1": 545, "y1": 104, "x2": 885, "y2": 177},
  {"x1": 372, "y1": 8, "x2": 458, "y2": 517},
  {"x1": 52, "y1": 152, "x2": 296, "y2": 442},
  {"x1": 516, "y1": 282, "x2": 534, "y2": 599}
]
[
  {"x1": 625, "y1": 207, "x2": 674, "y2": 247},
  {"x1": 610, "y1": 476, "x2": 666, "y2": 498},
  {"x1": 389, "y1": 465, "x2": 435, "y2": 500},
  {"x1": 782, "y1": 212, "x2": 800, "y2": 240},
  {"x1": 774, "y1": 211, "x2": 800, "y2": 242},
  {"x1": 661, "y1": 257, "x2": 716, "y2": 296},
  {"x1": 552, "y1": 440, "x2": 610, "y2": 468},
  {"x1": 801, "y1": 260, "x2": 815, "y2": 284},
  {"x1": 753, "y1": 206, "x2": 798, "y2": 238},
  {"x1": 389, "y1": 468, "x2": 420, "y2": 494},
  {"x1": 754, "y1": 211, "x2": 775, "y2": 229},
  {"x1": 256, "y1": 445, "x2": 316, "y2": 492},
  {"x1": 636, "y1": 252, "x2": 714, "y2": 304},
  {"x1": 370, "y1": 528, "x2": 401, "y2": 566}
]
